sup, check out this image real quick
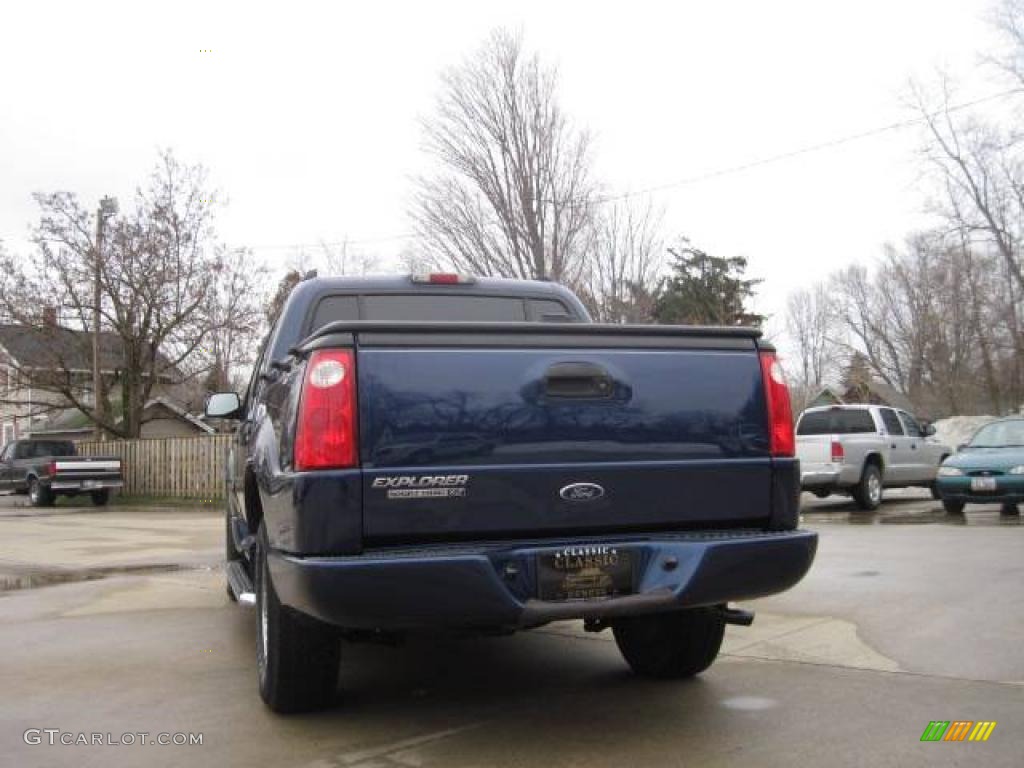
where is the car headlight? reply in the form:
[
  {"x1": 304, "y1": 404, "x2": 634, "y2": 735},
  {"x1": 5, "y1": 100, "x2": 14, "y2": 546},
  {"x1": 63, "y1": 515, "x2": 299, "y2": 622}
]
[
  {"x1": 1008, "y1": 466, "x2": 1024, "y2": 475},
  {"x1": 937, "y1": 466, "x2": 964, "y2": 477}
]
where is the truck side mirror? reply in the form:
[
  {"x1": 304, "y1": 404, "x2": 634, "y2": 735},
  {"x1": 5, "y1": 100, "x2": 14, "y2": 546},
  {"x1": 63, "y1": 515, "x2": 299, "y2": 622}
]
[
  {"x1": 205, "y1": 392, "x2": 242, "y2": 420},
  {"x1": 923, "y1": 423, "x2": 936, "y2": 436},
  {"x1": 956, "y1": 443, "x2": 967, "y2": 453}
]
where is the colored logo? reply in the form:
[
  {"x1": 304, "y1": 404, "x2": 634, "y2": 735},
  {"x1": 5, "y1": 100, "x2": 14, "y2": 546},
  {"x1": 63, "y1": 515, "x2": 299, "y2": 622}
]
[{"x1": 920, "y1": 721, "x2": 997, "y2": 742}]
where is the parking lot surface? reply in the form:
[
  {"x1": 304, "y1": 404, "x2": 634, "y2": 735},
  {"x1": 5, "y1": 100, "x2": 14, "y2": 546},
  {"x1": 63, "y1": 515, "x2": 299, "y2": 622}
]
[{"x1": 1, "y1": 491, "x2": 1021, "y2": 767}]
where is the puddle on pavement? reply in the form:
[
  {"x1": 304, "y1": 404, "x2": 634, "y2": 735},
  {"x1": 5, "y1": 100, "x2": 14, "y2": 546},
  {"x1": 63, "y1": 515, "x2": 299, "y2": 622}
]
[
  {"x1": 720, "y1": 696, "x2": 778, "y2": 711},
  {"x1": 0, "y1": 563, "x2": 194, "y2": 593},
  {"x1": 805, "y1": 507, "x2": 1023, "y2": 527}
]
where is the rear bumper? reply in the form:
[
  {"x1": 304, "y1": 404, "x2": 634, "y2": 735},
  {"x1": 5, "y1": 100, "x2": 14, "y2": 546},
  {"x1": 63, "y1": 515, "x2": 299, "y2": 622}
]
[
  {"x1": 800, "y1": 468, "x2": 842, "y2": 487},
  {"x1": 268, "y1": 529, "x2": 818, "y2": 630},
  {"x1": 49, "y1": 478, "x2": 123, "y2": 492},
  {"x1": 800, "y1": 461, "x2": 859, "y2": 490}
]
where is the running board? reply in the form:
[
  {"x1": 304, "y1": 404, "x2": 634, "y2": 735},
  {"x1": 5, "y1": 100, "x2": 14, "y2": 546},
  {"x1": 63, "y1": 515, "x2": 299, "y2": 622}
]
[{"x1": 226, "y1": 561, "x2": 256, "y2": 607}]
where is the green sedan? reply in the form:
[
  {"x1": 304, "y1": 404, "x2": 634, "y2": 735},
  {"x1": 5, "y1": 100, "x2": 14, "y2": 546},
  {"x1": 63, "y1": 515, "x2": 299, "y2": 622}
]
[{"x1": 936, "y1": 418, "x2": 1024, "y2": 515}]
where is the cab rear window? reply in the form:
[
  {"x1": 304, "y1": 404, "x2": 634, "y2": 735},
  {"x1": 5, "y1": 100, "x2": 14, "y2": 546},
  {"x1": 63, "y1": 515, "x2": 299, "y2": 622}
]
[
  {"x1": 14, "y1": 441, "x2": 75, "y2": 459},
  {"x1": 797, "y1": 409, "x2": 876, "y2": 435},
  {"x1": 362, "y1": 295, "x2": 525, "y2": 321},
  {"x1": 309, "y1": 293, "x2": 576, "y2": 330},
  {"x1": 527, "y1": 298, "x2": 576, "y2": 322}
]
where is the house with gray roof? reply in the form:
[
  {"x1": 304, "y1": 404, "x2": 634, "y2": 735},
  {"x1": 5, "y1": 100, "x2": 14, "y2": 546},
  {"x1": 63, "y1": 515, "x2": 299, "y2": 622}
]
[
  {"x1": 0, "y1": 323, "x2": 211, "y2": 445},
  {"x1": 805, "y1": 380, "x2": 918, "y2": 415}
]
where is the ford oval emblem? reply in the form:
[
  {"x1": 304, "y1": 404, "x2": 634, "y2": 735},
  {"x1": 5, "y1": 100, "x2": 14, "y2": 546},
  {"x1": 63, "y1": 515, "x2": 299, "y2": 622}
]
[{"x1": 559, "y1": 482, "x2": 605, "y2": 502}]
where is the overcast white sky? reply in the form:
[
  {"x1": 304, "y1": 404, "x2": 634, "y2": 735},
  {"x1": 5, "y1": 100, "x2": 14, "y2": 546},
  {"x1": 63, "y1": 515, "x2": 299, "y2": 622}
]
[{"x1": 0, "y1": 0, "x2": 1011, "y2": 352}]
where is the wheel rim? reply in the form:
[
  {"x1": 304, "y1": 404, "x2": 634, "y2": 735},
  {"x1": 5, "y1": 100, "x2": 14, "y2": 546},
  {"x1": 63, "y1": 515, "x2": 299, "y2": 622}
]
[
  {"x1": 29, "y1": 481, "x2": 39, "y2": 504},
  {"x1": 868, "y1": 473, "x2": 881, "y2": 504}
]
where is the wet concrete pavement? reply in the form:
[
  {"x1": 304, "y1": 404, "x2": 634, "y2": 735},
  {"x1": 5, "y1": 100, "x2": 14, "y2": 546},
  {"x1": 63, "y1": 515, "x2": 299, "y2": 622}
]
[{"x1": 1, "y1": 491, "x2": 1021, "y2": 767}]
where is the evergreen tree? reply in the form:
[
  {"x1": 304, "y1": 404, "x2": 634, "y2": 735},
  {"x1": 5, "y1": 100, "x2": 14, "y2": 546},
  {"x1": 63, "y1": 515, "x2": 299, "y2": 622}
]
[
  {"x1": 266, "y1": 269, "x2": 303, "y2": 327},
  {"x1": 841, "y1": 352, "x2": 872, "y2": 391},
  {"x1": 653, "y1": 243, "x2": 764, "y2": 326}
]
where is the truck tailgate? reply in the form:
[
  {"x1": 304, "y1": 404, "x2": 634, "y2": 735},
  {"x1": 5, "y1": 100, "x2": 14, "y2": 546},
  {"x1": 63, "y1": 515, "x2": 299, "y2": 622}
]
[
  {"x1": 796, "y1": 435, "x2": 834, "y2": 465},
  {"x1": 354, "y1": 329, "x2": 772, "y2": 543},
  {"x1": 53, "y1": 457, "x2": 122, "y2": 477}
]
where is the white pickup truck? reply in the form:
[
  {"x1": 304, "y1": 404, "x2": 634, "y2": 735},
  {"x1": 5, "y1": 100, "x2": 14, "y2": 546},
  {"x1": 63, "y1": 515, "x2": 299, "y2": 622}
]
[{"x1": 796, "y1": 405, "x2": 951, "y2": 510}]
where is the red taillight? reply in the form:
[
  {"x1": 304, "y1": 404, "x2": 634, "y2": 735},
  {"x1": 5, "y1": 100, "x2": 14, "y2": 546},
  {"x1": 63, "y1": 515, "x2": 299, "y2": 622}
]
[
  {"x1": 759, "y1": 351, "x2": 795, "y2": 457},
  {"x1": 831, "y1": 440, "x2": 844, "y2": 463},
  {"x1": 294, "y1": 349, "x2": 358, "y2": 470},
  {"x1": 48, "y1": 461, "x2": 57, "y2": 477},
  {"x1": 428, "y1": 273, "x2": 461, "y2": 284}
]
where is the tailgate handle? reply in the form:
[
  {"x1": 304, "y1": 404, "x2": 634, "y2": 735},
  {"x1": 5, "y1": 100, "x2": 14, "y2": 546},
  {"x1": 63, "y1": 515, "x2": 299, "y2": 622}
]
[{"x1": 543, "y1": 362, "x2": 614, "y2": 399}]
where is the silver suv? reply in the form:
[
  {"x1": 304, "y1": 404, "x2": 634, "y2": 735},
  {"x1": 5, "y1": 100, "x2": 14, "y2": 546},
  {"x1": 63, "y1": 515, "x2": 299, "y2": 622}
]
[{"x1": 796, "y1": 405, "x2": 951, "y2": 510}]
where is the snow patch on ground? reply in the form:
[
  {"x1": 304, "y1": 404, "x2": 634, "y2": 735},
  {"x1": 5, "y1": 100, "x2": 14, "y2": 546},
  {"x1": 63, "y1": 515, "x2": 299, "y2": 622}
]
[{"x1": 932, "y1": 416, "x2": 998, "y2": 449}]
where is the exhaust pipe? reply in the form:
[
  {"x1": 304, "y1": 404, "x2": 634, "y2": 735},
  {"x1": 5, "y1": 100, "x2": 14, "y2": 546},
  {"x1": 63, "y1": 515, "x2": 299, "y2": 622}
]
[{"x1": 718, "y1": 605, "x2": 755, "y2": 626}]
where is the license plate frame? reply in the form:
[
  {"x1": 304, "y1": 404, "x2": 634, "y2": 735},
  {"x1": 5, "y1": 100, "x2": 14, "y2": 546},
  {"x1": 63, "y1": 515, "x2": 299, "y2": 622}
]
[
  {"x1": 536, "y1": 546, "x2": 635, "y2": 601},
  {"x1": 970, "y1": 477, "x2": 998, "y2": 492},
  {"x1": 80, "y1": 480, "x2": 99, "y2": 490}
]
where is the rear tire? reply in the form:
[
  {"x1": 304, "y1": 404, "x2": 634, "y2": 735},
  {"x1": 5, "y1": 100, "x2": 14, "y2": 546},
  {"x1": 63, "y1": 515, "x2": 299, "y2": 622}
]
[
  {"x1": 90, "y1": 490, "x2": 110, "y2": 506},
  {"x1": 613, "y1": 608, "x2": 725, "y2": 679},
  {"x1": 1000, "y1": 503, "x2": 1019, "y2": 516},
  {"x1": 255, "y1": 524, "x2": 340, "y2": 713},
  {"x1": 943, "y1": 499, "x2": 965, "y2": 515},
  {"x1": 27, "y1": 477, "x2": 54, "y2": 508},
  {"x1": 852, "y1": 464, "x2": 883, "y2": 511}
]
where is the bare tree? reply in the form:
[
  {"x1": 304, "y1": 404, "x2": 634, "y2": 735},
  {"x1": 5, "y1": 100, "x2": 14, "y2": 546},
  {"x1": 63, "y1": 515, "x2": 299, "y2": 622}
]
[
  {"x1": 908, "y1": 64, "x2": 1024, "y2": 409},
  {"x1": 830, "y1": 249, "x2": 931, "y2": 402},
  {"x1": 829, "y1": 232, "x2": 1009, "y2": 416},
  {"x1": 319, "y1": 239, "x2": 380, "y2": 276},
  {"x1": 831, "y1": 264, "x2": 903, "y2": 391},
  {"x1": 793, "y1": 4, "x2": 1024, "y2": 418},
  {"x1": 912, "y1": 78, "x2": 1024, "y2": 294},
  {"x1": 784, "y1": 282, "x2": 837, "y2": 408},
  {"x1": 0, "y1": 150, "x2": 266, "y2": 437},
  {"x1": 200, "y1": 246, "x2": 267, "y2": 392},
  {"x1": 580, "y1": 199, "x2": 665, "y2": 323},
  {"x1": 411, "y1": 28, "x2": 597, "y2": 283},
  {"x1": 991, "y1": 0, "x2": 1024, "y2": 85},
  {"x1": 397, "y1": 243, "x2": 435, "y2": 275}
]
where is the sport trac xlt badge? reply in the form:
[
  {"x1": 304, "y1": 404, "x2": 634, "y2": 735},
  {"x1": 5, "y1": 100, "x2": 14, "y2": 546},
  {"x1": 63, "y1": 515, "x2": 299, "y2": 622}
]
[{"x1": 372, "y1": 474, "x2": 469, "y2": 499}]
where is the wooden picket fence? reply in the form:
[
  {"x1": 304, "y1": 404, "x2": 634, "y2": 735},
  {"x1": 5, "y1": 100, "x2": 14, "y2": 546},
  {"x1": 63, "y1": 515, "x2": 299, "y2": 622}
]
[{"x1": 76, "y1": 435, "x2": 231, "y2": 499}]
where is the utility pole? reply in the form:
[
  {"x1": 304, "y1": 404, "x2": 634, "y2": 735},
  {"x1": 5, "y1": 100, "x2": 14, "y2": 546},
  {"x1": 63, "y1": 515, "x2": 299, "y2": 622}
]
[{"x1": 92, "y1": 197, "x2": 118, "y2": 441}]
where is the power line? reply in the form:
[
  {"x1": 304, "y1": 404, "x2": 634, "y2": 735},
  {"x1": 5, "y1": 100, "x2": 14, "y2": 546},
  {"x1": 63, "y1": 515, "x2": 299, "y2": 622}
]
[
  {"x1": 589, "y1": 86, "x2": 1024, "y2": 205},
  {"x1": 244, "y1": 86, "x2": 1024, "y2": 252}
]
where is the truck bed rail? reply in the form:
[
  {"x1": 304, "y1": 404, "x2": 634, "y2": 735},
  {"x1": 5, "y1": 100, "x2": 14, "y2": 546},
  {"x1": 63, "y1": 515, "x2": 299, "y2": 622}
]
[{"x1": 295, "y1": 321, "x2": 764, "y2": 354}]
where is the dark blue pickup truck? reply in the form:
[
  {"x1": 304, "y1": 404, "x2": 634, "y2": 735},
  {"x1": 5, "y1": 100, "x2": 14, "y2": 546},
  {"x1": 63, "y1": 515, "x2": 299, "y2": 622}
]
[{"x1": 205, "y1": 273, "x2": 816, "y2": 713}]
